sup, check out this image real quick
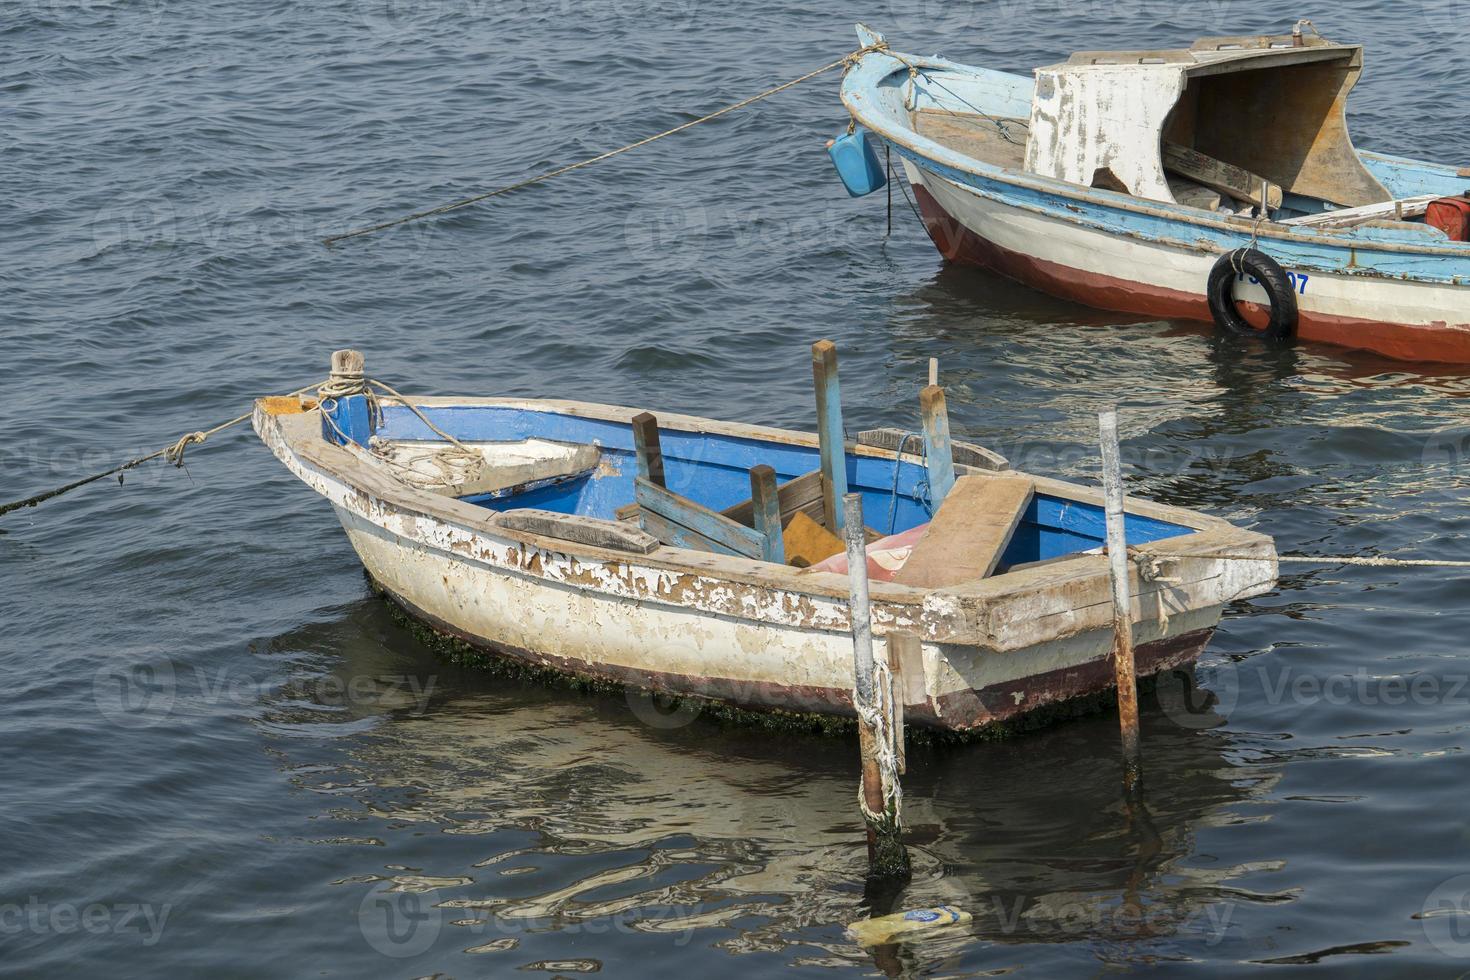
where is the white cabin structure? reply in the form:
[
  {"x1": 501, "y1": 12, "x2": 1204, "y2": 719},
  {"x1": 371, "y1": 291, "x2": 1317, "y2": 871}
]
[{"x1": 1023, "y1": 34, "x2": 1392, "y2": 213}]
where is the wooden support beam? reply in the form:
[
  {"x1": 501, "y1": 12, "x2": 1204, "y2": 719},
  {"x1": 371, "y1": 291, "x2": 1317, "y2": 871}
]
[
  {"x1": 886, "y1": 632, "x2": 923, "y2": 775},
  {"x1": 919, "y1": 385, "x2": 957, "y2": 508},
  {"x1": 495, "y1": 509, "x2": 659, "y2": 554},
  {"x1": 636, "y1": 477, "x2": 765, "y2": 558},
  {"x1": 748, "y1": 465, "x2": 784, "y2": 564},
  {"x1": 812, "y1": 340, "x2": 849, "y2": 533},
  {"x1": 889, "y1": 632, "x2": 926, "y2": 709},
  {"x1": 1281, "y1": 193, "x2": 1440, "y2": 228},
  {"x1": 720, "y1": 469, "x2": 825, "y2": 527},
  {"x1": 631, "y1": 412, "x2": 665, "y2": 488},
  {"x1": 1163, "y1": 142, "x2": 1282, "y2": 210},
  {"x1": 1099, "y1": 410, "x2": 1142, "y2": 789},
  {"x1": 625, "y1": 469, "x2": 824, "y2": 530}
]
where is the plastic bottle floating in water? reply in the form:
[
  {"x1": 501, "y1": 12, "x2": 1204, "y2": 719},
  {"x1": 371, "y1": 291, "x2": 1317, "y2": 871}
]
[{"x1": 846, "y1": 905, "x2": 972, "y2": 946}]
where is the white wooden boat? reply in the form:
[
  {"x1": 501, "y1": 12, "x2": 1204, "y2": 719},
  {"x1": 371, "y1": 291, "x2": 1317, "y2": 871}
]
[
  {"x1": 254, "y1": 347, "x2": 1276, "y2": 735},
  {"x1": 839, "y1": 25, "x2": 1470, "y2": 361}
]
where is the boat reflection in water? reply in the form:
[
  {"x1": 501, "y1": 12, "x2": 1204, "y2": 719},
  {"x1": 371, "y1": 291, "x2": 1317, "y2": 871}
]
[{"x1": 259, "y1": 604, "x2": 1285, "y2": 973}]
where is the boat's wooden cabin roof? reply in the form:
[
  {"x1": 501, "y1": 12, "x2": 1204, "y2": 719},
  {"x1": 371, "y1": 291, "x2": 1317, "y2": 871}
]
[{"x1": 1026, "y1": 32, "x2": 1390, "y2": 211}]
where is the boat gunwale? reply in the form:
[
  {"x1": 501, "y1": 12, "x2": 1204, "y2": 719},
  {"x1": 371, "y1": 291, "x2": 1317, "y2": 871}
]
[
  {"x1": 255, "y1": 395, "x2": 1275, "y2": 647},
  {"x1": 840, "y1": 46, "x2": 1470, "y2": 263}
]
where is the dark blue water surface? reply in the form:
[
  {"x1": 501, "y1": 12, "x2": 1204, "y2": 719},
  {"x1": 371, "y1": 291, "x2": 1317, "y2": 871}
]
[{"x1": 5, "y1": 0, "x2": 1470, "y2": 975}]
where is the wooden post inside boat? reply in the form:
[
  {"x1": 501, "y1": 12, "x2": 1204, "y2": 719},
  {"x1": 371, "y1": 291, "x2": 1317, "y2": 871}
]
[
  {"x1": 843, "y1": 492, "x2": 909, "y2": 881},
  {"x1": 812, "y1": 340, "x2": 849, "y2": 534},
  {"x1": 631, "y1": 412, "x2": 665, "y2": 488},
  {"x1": 321, "y1": 349, "x2": 373, "y2": 447},
  {"x1": 919, "y1": 385, "x2": 957, "y2": 508},
  {"x1": 1099, "y1": 410, "x2": 1143, "y2": 787},
  {"x1": 748, "y1": 465, "x2": 784, "y2": 564}
]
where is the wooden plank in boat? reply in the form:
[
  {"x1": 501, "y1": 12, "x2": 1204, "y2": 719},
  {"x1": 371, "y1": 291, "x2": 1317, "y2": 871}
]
[
  {"x1": 887, "y1": 632, "x2": 926, "y2": 708},
  {"x1": 635, "y1": 477, "x2": 765, "y2": 559},
  {"x1": 495, "y1": 509, "x2": 659, "y2": 554},
  {"x1": 636, "y1": 511, "x2": 748, "y2": 559},
  {"x1": 1281, "y1": 193, "x2": 1440, "y2": 228},
  {"x1": 1163, "y1": 141, "x2": 1282, "y2": 210},
  {"x1": 894, "y1": 476, "x2": 1034, "y2": 589},
  {"x1": 721, "y1": 469, "x2": 825, "y2": 527}
]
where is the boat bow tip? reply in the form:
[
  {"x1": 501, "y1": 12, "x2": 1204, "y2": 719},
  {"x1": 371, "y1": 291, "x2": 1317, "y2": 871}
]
[{"x1": 854, "y1": 23, "x2": 886, "y2": 50}]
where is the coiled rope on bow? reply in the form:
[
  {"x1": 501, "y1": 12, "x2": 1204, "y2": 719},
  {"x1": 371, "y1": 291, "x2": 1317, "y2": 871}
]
[
  {"x1": 316, "y1": 374, "x2": 487, "y2": 491},
  {"x1": 321, "y1": 43, "x2": 891, "y2": 247}
]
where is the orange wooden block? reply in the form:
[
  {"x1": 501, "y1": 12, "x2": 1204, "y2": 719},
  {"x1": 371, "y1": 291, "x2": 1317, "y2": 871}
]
[{"x1": 782, "y1": 511, "x2": 845, "y2": 568}]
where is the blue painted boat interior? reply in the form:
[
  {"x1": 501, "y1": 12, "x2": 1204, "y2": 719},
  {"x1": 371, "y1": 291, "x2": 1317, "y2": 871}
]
[{"x1": 374, "y1": 404, "x2": 1190, "y2": 569}]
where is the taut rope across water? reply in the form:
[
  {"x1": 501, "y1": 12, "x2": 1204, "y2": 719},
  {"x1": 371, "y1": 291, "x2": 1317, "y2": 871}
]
[{"x1": 320, "y1": 45, "x2": 888, "y2": 247}]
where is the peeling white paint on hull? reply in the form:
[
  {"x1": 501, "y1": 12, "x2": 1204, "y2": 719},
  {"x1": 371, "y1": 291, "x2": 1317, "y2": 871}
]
[
  {"x1": 253, "y1": 399, "x2": 1276, "y2": 734},
  {"x1": 340, "y1": 504, "x2": 1223, "y2": 729}
]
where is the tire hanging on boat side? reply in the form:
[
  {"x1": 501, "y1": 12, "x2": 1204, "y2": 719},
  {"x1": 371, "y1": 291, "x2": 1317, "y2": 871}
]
[{"x1": 1206, "y1": 248, "x2": 1299, "y2": 339}]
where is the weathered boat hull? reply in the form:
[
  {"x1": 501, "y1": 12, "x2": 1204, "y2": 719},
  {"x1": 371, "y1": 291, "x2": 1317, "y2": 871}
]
[
  {"x1": 841, "y1": 31, "x2": 1470, "y2": 362},
  {"x1": 257, "y1": 396, "x2": 1276, "y2": 735},
  {"x1": 347, "y1": 504, "x2": 1220, "y2": 730},
  {"x1": 907, "y1": 166, "x2": 1470, "y2": 363}
]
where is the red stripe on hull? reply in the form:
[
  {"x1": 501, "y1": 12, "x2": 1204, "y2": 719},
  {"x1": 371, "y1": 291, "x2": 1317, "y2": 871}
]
[{"x1": 911, "y1": 183, "x2": 1470, "y2": 363}]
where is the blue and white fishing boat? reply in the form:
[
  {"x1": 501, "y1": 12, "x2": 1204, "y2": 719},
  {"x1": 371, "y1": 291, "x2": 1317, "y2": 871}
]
[
  {"x1": 254, "y1": 347, "x2": 1276, "y2": 734},
  {"x1": 837, "y1": 24, "x2": 1470, "y2": 362}
]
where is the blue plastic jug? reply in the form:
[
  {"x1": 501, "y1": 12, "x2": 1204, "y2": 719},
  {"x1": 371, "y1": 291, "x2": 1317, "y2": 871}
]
[{"x1": 828, "y1": 128, "x2": 887, "y2": 198}]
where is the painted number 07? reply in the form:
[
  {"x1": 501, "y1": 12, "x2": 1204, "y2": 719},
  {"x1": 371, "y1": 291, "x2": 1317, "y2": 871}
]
[{"x1": 1238, "y1": 271, "x2": 1310, "y2": 295}]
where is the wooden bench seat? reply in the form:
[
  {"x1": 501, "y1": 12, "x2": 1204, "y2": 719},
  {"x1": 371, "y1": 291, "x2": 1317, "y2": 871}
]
[{"x1": 894, "y1": 476, "x2": 1034, "y2": 589}]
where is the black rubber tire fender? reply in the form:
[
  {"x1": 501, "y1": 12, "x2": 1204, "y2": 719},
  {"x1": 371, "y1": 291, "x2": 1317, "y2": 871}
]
[{"x1": 1206, "y1": 248, "x2": 1299, "y2": 339}]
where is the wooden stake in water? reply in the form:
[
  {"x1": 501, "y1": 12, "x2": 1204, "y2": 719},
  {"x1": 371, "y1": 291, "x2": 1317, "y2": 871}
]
[
  {"x1": 843, "y1": 492, "x2": 910, "y2": 880},
  {"x1": 1099, "y1": 410, "x2": 1142, "y2": 786}
]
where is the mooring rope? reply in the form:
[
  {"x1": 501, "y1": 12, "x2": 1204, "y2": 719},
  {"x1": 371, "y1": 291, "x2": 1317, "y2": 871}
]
[
  {"x1": 856, "y1": 658, "x2": 902, "y2": 825},
  {"x1": 315, "y1": 373, "x2": 488, "y2": 491},
  {"x1": 1159, "y1": 553, "x2": 1470, "y2": 570},
  {"x1": 0, "y1": 384, "x2": 321, "y2": 520},
  {"x1": 1, "y1": 372, "x2": 489, "y2": 522},
  {"x1": 321, "y1": 44, "x2": 888, "y2": 247}
]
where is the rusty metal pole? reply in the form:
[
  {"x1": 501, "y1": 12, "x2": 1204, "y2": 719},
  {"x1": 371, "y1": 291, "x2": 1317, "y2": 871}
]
[
  {"x1": 1099, "y1": 410, "x2": 1142, "y2": 788},
  {"x1": 843, "y1": 492, "x2": 910, "y2": 880}
]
